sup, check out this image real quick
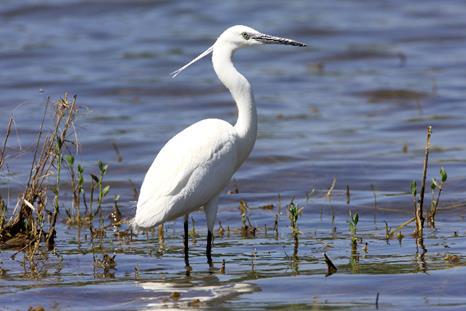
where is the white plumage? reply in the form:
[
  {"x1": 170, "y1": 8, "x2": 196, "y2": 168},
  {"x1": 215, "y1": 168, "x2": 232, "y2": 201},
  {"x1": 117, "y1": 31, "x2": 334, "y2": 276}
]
[
  {"x1": 135, "y1": 119, "x2": 238, "y2": 230},
  {"x1": 132, "y1": 25, "x2": 305, "y2": 265}
]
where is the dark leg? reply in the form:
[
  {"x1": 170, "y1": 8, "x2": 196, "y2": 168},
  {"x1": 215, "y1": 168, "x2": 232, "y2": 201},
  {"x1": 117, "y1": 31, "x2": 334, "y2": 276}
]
[
  {"x1": 204, "y1": 195, "x2": 218, "y2": 268},
  {"x1": 206, "y1": 230, "x2": 213, "y2": 267},
  {"x1": 184, "y1": 215, "x2": 190, "y2": 268}
]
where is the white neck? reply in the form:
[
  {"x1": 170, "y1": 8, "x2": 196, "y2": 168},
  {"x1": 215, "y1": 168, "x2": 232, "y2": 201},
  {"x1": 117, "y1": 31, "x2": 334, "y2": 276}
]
[{"x1": 212, "y1": 43, "x2": 257, "y2": 167}]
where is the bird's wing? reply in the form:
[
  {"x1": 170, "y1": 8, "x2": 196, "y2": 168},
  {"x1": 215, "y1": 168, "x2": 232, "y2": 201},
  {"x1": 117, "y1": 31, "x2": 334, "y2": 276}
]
[{"x1": 134, "y1": 119, "x2": 238, "y2": 227}]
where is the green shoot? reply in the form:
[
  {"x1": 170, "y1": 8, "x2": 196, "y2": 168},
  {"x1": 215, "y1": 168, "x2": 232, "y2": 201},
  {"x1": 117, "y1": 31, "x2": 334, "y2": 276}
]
[
  {"x1": 288, "y1": 201, "x2": 303, "y2": 237},
  {"x1": 348, "y1": 210, "x2": 359, "y2": 245},
  {"x1": 429, "y1": 166, "x2": 448, "y2": 226}
]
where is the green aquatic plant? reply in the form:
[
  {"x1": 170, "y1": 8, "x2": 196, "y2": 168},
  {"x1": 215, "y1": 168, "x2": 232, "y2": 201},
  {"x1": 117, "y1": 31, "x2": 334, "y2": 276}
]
[
  {"x1": 85, "y1": 160, "x2": 111, "y2": 233},
  {"x1": 83, "y1": 161, "x2": 113, "y2": 268},
  {"x1": 429, "y1": 166, "x2": 448, "y2": 226},
  {"x1": 64, "y1": 155, "x2": 85, "y2": 225},
  {"x1": 287, "y1": 201, "x2": 302, "y2": 238},
  {"x1": 348, "y1": 211, "x2": 360, "y2": 273},
  {"x1": 287, "y1": 200, "x2": 303, "y2": 259},
  {"x1": 96, "y1": 160, "x2": 111, "y2": 214},
  {"x1": 348, "y1": 209, "x2": 359, "y2": 245}
]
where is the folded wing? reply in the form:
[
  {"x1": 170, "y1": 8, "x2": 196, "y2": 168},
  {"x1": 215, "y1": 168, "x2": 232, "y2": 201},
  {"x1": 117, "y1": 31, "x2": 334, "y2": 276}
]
[{"x1": 134, "y1": 119, "x2": 238, "y2": 228}]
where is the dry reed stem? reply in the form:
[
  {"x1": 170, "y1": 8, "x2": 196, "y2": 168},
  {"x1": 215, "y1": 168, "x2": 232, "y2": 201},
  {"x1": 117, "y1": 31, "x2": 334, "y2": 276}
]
[
  {"x1": 326, "y1": 177, "x2": 336, "y2": 199},
  {"x1": 0, "y1": 115, "x2": 13, "y2": 170},
  {"x1": 386, "y1": 217, "x2": 415, "y2": 239},
  {"x1": 416, "y1": 126, "x2": 431, "y2": 235}
]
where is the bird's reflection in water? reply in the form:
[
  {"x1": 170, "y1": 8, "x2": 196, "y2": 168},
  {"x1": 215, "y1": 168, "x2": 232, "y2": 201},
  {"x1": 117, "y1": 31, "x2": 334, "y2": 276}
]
[{"x1": 137, "y1": 273, "x2": 258, "y2": 309}]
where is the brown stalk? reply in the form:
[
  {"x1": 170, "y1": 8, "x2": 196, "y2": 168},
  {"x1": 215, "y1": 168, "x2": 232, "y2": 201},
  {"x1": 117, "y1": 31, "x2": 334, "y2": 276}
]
[
  {"x1": 0, "y1": 115, "x2": 14, "y2": 170},
  {"x1": 416, "y1": 126, "x2": 431, "y2": 236}
]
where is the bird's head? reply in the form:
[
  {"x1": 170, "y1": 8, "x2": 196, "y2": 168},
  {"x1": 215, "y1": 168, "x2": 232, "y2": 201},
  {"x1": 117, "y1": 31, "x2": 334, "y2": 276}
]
[
  {"x1": 171, "y1": 25, "x2": 306, "y2": 78},
  {"x1": 216, "y1": 25, "x2": 306, "y2": 49}
]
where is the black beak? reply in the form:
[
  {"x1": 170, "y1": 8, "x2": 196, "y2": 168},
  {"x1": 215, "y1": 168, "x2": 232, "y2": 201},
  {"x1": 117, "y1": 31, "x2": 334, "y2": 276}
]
[{"x1": 252, "y1": 34, "x2": 306, "y2": 47}]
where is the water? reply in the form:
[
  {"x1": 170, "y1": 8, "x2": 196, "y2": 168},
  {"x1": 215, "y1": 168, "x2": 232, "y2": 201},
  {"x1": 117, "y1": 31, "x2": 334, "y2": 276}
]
[{"x1": 1, "y1": 0, "x2": 466, "y2": 310}]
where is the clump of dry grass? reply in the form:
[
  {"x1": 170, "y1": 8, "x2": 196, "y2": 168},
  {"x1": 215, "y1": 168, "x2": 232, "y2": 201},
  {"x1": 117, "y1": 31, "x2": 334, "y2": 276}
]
[{"x1": 0, "y1": 94, "x2": 78, "y2": 256}]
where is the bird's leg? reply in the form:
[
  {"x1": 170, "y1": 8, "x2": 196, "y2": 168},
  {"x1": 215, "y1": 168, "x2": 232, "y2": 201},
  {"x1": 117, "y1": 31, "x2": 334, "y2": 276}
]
[
  {"x1": 206, "y1": 229, "x2": 213, "y2": 267},
  {"x1": 184, "y1": 214, "x2": 190, "y2": 269},
  {"x1": 204, "y1": 196, "x2": 219, "y2": 267}
]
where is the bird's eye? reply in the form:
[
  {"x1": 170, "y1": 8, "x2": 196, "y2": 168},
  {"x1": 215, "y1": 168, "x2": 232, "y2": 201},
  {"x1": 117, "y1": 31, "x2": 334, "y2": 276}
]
[{"x1": 241, "y1": 32, "x2": 250, "y2": 40}]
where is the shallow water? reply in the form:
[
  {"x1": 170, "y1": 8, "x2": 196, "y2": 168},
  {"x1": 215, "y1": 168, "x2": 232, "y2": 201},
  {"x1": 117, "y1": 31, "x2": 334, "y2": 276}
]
[{"x1": 1, "y1": 0, "x2": 466, "y2": 310}]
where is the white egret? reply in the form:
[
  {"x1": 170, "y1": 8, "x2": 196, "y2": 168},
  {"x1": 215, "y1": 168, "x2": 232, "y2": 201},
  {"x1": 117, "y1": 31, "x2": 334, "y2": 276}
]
[{"x1": 132, "y1": 25, "x2": 305, "y2": 267}]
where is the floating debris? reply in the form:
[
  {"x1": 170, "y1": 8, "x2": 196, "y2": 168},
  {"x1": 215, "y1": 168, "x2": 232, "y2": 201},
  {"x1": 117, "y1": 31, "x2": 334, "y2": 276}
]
[{"x1": 324, "y1": 253, "x2": 337, "y2": 277}]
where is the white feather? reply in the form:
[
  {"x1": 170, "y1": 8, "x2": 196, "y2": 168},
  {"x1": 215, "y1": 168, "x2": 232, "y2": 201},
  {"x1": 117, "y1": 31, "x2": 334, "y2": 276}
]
[{"x1": 134, "y1": 119, "x2": 238, "y2": 228}]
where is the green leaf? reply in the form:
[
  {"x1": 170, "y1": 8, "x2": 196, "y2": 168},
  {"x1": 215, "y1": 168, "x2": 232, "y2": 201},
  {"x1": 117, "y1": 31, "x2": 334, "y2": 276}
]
[
  {"x1": 431, "y1": 178, "x2": 437, "y2": 190},
  {"x1": 65, "y1": 154, "x2": 74, "y2": 166},
  {"x1": 440, "y1": 167, "x2": 447, "y2": 183},
  {"x1": 113, "y1": 194, "x2": 120, "y2": 202},
  {"x1": 77, "y1": 164, "x2": 84, "y2": 174},
  {"x1": 102, "y1": 185, "x2": 110, "y2": 197},
  {"x1": 98, "y1": 160, "x2": 108, "y2": 174}
]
